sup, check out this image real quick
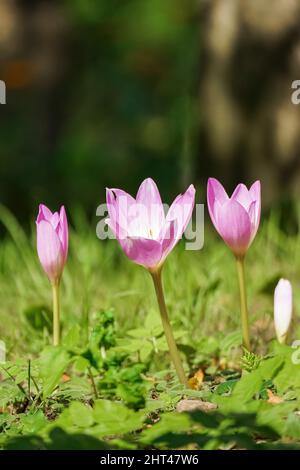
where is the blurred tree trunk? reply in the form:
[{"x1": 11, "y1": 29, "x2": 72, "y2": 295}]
[{"x1": 197, "y1": 0, "x2": 300, "y2": 206}]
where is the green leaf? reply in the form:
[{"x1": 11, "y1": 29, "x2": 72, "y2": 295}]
[
  {"x1": 92, "y1": 399, "x2": 144, "y2": 436},
  {"x1": 0, "y1": 381, "x2": 24, "y2": 407},
  {"x1": 55, "y1": 377, "x2": 92, "y2": 400},
  {"x1": 220, "y1": 331, "x2": 242, "y2": 354},
  {"x1": 215, "y1": 379, "x2": 238, "y2": 396},
  {"x1": 140, "y1": 412, "x2": 192, "y2": 446},
  {"x1": 231, "y1": 369, "x2": 262, "y2": 403},
  {"x1": 68, "y1": 402, "x2": 94, "y2": 427},
  {"x1": 64, "y1": 325, "x2": 81, "y2": 350},
  {"x1": 231, "y1": 356, "x2": 283, "y2": 404},
  {"x1": 273, "y1": 356, "x2": 300, "y2": 393},
  {"x1": 23, "y1": 305, "x2": 52, "y2": 332},
  {"x1": 38, "y1": 346, "x2": 71, "y2": 399},
  {"x1": 284, "y1": 413, "x2": 300, "y2": 439},
  {"x1": 20, "y1": 411, "x2": 48, "y2": 434}
]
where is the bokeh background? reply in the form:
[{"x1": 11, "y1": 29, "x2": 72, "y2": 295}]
[{"x1": 1, "y1": 0, "x2": 300, "y2": 223}]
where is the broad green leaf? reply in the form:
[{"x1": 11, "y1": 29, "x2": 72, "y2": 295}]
[
  {"x1": 140, "y1": 412, "x2": 192, "y2": 445},
  {"x1": 230, "y1": 356, "x2": 284, "y2": 405},
  {"x1": 231, "y1": 369, "x2": 262, "y2": 403},
  {"x1": 273, "y1": 357, "x2": 300, "y2": 393},
  {"x1": 20, "y1": 411, "x2": 48, "y2": 434},
  {"x1": 68, "y1": 402, "x2": 94, "y2": 427},
  {"x1": 39, "y1": 346, "x2": 71, "y2": 399},
  {"x1": 215, "y1": 379, "x2": 238, "y2": 396},
  {"x1": 64, "y1": 325, "x2": 81, "y2": 350},
  {"x1": 91, "y1": 399, "x2": 144, "y2": 436},
  {"x1": 284, "y1": 413, "x2": 300, "y2": 439}
]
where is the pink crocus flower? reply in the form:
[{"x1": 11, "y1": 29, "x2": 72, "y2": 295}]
[
  {"x1": 36, "y1": 204, "x2": 68, "y2": 284},
  {"x1": 207, "y1": 178, "x2": 261, "y2": 257},
  {"x1": 106, "y1": 178, "x2": 195, "y2": 271}
]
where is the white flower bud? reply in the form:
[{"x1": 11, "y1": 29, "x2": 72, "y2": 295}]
[{"x1": 274, "y1": 279, "x2": 292, "y2": 344}]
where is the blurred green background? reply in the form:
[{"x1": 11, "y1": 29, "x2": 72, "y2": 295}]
[{"x1": 1, "y1": 0, "x2": 300, "y2": 221}]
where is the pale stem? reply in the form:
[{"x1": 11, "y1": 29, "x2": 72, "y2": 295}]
[
  {"x1": 150, "y1": 269, "x2": 188, "y2": 387},
  {"x1": 236, "y1": 256, "x2": 251, "y2": 351},
  {"x1": 51, "y1": 281, "x2": 60, "y2": 346}
]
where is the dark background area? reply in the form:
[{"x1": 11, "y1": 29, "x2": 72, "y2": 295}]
[{"x1": 1, "y1": 0, "x2": 300, "y2": 222}]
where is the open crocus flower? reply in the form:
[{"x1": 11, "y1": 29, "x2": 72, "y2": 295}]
[
  {"x1": 106, "y1": 178, "x2": 195, "y2": 386},
  {"x1": 106, "y1": 178, "x2": 195, "y2": 271},
  {"x1": 36, "y1": 204, "x2": 68, "y2": 284},
  {"x1": 274, "y1": 279, "x2": 293, "y2": 344},
  {"x1": 207, "y1": 178, "x2": 261, "y2": 258}
]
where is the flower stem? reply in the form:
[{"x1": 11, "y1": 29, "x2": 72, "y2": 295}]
[
  {"x1": 88, "y1": 367, "x2": 98, "y2": 399},
  {"x1": 150, "y1": 269, "x2": 188, "y2": 387},
  {"x1": 52, "y1": 281, "x2": 60, "y2": 346},
  {"x1": 236, "y1": 256, "x2": 251, "y2": 351}
]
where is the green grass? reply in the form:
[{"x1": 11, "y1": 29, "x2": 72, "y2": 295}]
[{"x1": 1, "y1": 205, "x2": 300, "y2": 450}]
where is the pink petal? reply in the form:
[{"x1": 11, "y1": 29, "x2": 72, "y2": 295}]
[
  {"x1": 249, "y1": 180, "x2": 261, "y2": 201},
  {"x1": 106, "y1": 188, "x2": 136, "y2": 239},
  {"x1": 120, "y1": 236, "x2": 162, "y2": 269},
  {"x1": 159, "y1": 219, "x2": 177, "y2": 263},
  {"x1": 166, "y1": 184, "x2": 196, "y2": 240},
  {"x1": 249, "y1": 180, "x2": 261, "y2": 229},
  {"x1": 37, "y1": 220, "x2": 64, "y2": 282},
  {"x1": 51, "y1": 212, "x2": 60, "y2": 230},
  {"x1": 207, "y1": 178, "x2": 229, "y2": 225},
  {"x1": 231, "y1": 183, "x2": 253, "y2": 211},
  {"x1": 215, "y1": 199, "x2": 252, "y2": 256},
  {"x1": 59, "y1": 206, "x2": 69, "y2": 261},
  {"x1": 110, "y1": 188, "x2": 136, "y2": 207},
  {"x1": 248, "y1": 200, "x2": 258, "y2": 242},
  {"x1": 36, "y1": 204, "x2": 53, "y2": 224},
  {"x1": 106, "y1": 189, "x2": 118, "y2": 235},
  {"x1": 136, "y1": 178, "x2": 165, "y2": 236}
]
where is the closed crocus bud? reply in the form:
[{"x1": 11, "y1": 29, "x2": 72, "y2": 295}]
[
  {"x1": 274, "y1": 279, "x2": 292, "y2": 344},
  {"x1": 207, "y1": 178, "x2": 261, "y2": 258},
  {"x1": 36, "y1": 204, "x2": 68, "y2": 284}
]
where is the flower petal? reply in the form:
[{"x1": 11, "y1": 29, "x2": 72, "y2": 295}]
[
  {"x1": 215, "y1": 199, "x2": 252, "y2": 256},
  {"x1": 120, "y1": 236, "x2": 162, "y2": 269},
  {"x1": 159, "y1": 219, "x2": 177, "y2": 263},
  {"x1": 249, "y1": 180, "x2": 261, "y2": 229},
  {"x1": 59, "y1": 206, "x2": 68, "y2": 261},
  {"x1": 249, "y1": 180, "x2": 261, "y2": 201},
  {"x1": 36, "y1": 204, "x2": 53, "y2": 224},
  {"x1": 248, "y1": 200, "x2": 260, "y2": 243},
  {"x1": 51, "y1": 212, "x2": 60, "y2": 230},
  {"x1": 231, "y1": 183, "x2": 253, "y2": 211},
  {"x1": 166, "y1": 184, "x2": 195, "y2": 240},
  {"x1": 136, "y1": 178, "x2": 165, "y2": 237},
  {"x1": 37, "y1": 220, "x2": 64, "y2": 282},
  {"x1": 106, "y1": 188, "x2": 135, "y2": 239},
  {"x1": 207, "y1": 178, "x2": 229, "y2": 226}
]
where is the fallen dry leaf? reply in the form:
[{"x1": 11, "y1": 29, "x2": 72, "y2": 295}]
[
  {"x1": 62, "y1": 373, "x2": 71, "y2": 383},
  {"x1": 188, "y1": 368, "x2": 204, "y2": 390},
  {"x1": 267, "y1": 389, "x2": 283, "y2": 404}
]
